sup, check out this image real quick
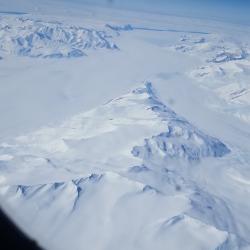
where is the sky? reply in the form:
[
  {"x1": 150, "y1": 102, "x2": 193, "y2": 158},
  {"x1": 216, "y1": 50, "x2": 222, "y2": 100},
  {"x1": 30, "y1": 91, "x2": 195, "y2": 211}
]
[
  {"x1": 0, "y1": 0, "x2": 250, "y2": 24},
  {"x1": 67, "y1": 0, "x2": 250, "y2": 24}
]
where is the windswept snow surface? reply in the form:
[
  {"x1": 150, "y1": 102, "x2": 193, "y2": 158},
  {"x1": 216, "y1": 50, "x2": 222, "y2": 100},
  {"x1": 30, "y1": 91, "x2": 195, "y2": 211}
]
[{"x1": 1, "y1": 2, "x2": 250, "y2": 250}]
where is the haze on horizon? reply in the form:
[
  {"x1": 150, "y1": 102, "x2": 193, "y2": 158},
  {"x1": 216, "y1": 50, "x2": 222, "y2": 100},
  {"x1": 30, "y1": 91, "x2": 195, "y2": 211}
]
[
  {"x1": 67, "y1": 0, "x2": 250, "y2": 24},
  {"x1": 1, "y1": 0, "x2": 250, "y2": 24}
]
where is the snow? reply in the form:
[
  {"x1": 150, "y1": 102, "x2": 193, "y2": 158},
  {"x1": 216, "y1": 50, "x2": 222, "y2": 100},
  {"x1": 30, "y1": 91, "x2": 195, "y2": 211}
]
[
  {"x1": 0, "y1": 1, "x2": 250, "y2": 250},
  {"x1": 0, "y1": 15, "x2": 118, "y2": 59}
]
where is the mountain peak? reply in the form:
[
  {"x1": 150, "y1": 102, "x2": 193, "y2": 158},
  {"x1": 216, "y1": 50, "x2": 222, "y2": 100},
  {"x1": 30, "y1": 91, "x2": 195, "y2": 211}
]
[{"x1": 132, "y1": 81, "x2": 155, "y2": 96}]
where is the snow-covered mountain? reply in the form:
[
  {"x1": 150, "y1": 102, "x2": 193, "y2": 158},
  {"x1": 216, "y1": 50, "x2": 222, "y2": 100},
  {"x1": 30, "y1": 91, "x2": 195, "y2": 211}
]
[
  {"x1": 0, "y1": 16, "x2": 117, "y2": 58},
  {"x1": 1, "y1": 82, "x2": 247, "y2": 250},
  {"x1": 1, "y1": 2, "x2": 250, "y2": 250},
  {"x1": 0, "y1": 82, "x2": 229, "y2": 183},
  {"x1": 169, "y1": 33, "x2": 250, "y2": 124}
]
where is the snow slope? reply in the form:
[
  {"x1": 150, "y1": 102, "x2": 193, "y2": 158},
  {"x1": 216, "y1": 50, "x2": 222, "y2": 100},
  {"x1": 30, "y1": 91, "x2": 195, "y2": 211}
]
[
  {"x1": 1, "y1": 2, "x2": 250, "y2": 250},
  {"x1": 0, "y1": 82, "x2": 241, "y2": 250}
]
